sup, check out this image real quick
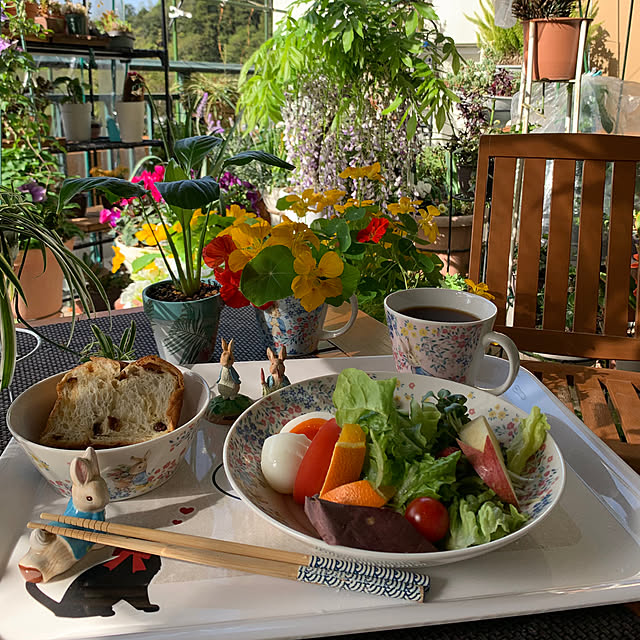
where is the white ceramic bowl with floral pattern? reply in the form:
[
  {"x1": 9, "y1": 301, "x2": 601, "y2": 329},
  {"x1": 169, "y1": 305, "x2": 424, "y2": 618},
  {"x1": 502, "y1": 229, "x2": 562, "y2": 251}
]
[
  {"x1": 223, "y1": 371, "x2": 566, "y2": 567},
  {"x1": 7, "y1": 367, "x2": 210, "y2": 501}
]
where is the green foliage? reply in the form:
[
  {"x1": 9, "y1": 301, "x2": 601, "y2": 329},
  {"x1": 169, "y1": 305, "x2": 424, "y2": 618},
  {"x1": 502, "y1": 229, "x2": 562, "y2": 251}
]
[
  {"x1": 238, "y1": 0, "x2": 460, "y2": 136},
  {"x1": 52, "y1": 76, "x2": 87, "y2": 104},
  {"x1": 466, "y1": 0, "x2": 523, "y2": 63},
  {"x1": 80, "y1": 322, "x2": 137, "y2": 362},
  {"x1": 512, "y1": 0, "x2": 576, "y2": 20}
]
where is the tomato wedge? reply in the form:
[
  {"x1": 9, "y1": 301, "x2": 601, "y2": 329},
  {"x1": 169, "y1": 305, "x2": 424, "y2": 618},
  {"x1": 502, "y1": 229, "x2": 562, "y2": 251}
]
[
  {"x1": 289, "y1": 418, "x2": 327, "y2": 441},
  {"x1": 293, "y1": 418, "x2": 341, "y2": 505}
]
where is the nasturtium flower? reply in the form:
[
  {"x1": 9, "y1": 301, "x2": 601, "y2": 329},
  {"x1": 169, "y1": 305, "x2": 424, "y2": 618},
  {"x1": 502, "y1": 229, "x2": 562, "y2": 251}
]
[
  {"x1": 357, "y1": 217, "x2": 389, "y2": 243},
  {"x1": 135, "y1": 223, "x2": 167, "y2": 246},
  {"x1": 285, "y1": 189, "x2": 323, "y2": 217},
  {"x1": 465, "y1": 279, "x2": 495, "y2": 300},
  {"x1": 202, "y1": 235, "x2": 237, "y2": 270},
  {"x1": 226, "y1": 203, "x2": 254, "y2": 223},
  {"x1": 339, "y1": 162, "x2": 384, "y2": 182},
  {"x1": 268, "y1": 216, "x2": 320, "y2": 258},
  {"x1": 214, "y1": 266, "x2": 249, "y2": 308},
  {"x1": 292, "y1": 251, "x2": 344, "y2": 311},
  {"x1": 111, "y1": 245, "x2": 125, "y2": 274},
  {"x1": 315, "y1": 189, "x2": 346, "y2": 211},
  {"x1": 387, "y1": 196, "x2": 423, "y2": 216},
  {"x1": 221, "y1": 219, "x2": 272, "y2": 271},
  {"x1": 416, "y1": 205, "x2": 441, "y2": 244},
  {"x1": 334, "y1": 198, "x2": 375, "y2": 214}
]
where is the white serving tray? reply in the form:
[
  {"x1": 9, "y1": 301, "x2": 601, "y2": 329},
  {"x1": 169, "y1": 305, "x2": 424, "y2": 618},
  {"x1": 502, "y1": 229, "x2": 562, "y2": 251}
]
[{"x1": 1, "y1": 355, "x2": 640, "y2": 640}]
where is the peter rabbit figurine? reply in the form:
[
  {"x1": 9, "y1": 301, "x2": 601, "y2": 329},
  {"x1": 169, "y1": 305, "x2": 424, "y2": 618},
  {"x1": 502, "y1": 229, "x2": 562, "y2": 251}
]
[
  {"x1": 19, "y1": 447, "x2": 110, "y2": 583},
  {"x1": 217, "y1": 338, "x2": 241, "y2": 400},
  {"x1": 262, "y1": 347, "x2": 291, "y2": 396},
  {"x1": 206, "y1": 337, "x2": 254, "y2": 425}
]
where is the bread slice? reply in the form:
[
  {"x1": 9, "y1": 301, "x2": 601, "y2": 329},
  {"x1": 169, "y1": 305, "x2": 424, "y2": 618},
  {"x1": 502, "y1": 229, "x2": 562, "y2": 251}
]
[{"x1": 40, "y1": 356, "x2": 185, "y2": 449}]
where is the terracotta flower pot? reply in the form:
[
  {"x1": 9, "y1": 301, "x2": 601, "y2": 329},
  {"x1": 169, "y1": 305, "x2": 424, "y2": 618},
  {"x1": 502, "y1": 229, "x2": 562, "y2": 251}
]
[
  {"x1": 24, "y1": 2, "x2": 38, "y2": 19},
  {"x1": 35, "y1": 15, "x2": 66, "y2": 34},
  {"x1": 523, "y1": 18, "x2": 592, "y2": 82},
  {"x1": 13, "y1": 240, "x2": 75, "y2": 320}
]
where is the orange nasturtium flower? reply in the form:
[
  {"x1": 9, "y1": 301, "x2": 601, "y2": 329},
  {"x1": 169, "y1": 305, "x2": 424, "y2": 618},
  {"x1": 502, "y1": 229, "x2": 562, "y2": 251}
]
[
  {"x1": 285, "y1": 189, "x2": 323, "y2": 217},
  {"x1": 226, "y1": 203, "x2": 255, "y2": 224},
  {"x1": 339, "y1": 162, "x2": 385, "y2": 182},
  {"x1": 111, "y1": 244, "x2": 125, "y2": 273},
  {"x1": 315, "y1": 189, "x2": 346, "y2": 212},
  {"x1": 465, "y1": 279, "x2": 495, "y2": 300},
  {"x1": 292, "y1": 251, "x2": 344, "y2": 311},
  {"x1": 135, "y1": 222, "x2": 167, "y2": 246}
]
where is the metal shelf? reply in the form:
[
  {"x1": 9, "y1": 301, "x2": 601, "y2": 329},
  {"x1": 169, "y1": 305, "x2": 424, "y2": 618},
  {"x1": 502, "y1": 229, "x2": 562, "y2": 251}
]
[
  {"x1": 25, "y1": 40, "x2": 166, "y2": 61},
  {"x1": 63, "y1": 138, "x2": 163, "y2": 153}
]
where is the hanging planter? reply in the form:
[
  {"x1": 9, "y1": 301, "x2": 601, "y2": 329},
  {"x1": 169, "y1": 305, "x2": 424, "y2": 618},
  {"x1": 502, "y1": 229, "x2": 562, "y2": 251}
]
[{"x1": 522, "y1": 18, "x2": 591, "y2": 81}]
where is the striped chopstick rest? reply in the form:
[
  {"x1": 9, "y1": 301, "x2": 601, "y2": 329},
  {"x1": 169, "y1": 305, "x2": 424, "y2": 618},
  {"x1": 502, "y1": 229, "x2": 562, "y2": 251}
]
[
  {"x1": 28, "y1": 521, "x2": 429, "y2": 603},
  {"x1": 40, "y1": 512, "x2": 430, "y2": 587}
]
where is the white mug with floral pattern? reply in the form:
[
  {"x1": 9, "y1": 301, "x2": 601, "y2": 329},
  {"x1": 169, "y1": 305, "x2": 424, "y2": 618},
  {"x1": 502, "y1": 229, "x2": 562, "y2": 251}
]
[{"x1": 384, "y1": 288, "x2": 520, "y2": 395}]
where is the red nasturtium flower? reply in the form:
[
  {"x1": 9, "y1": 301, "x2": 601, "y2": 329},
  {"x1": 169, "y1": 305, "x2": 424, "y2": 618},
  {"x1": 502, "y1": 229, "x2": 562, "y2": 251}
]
[
  {"x1": 203, "y1": 235, "x2": 237, "y2": 269},
  {"x1": 214, "y1": 267, "x2": 250, "y2": 308},
  {"x1": 357, "y1": 217, "x2": 389, "y2": 243}
]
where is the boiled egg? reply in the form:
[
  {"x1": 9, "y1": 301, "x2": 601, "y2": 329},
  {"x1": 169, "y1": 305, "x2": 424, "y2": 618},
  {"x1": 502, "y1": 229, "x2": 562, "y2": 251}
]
[
  {"x1": 261, "y1": 432, "x2": 311, "y2": 494},
  {"x1": 280, "y1": 411, "x2": 335, "y2": 434}
]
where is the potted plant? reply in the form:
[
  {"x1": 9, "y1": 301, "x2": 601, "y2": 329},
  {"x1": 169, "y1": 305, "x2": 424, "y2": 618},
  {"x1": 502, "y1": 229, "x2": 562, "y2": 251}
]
[
  {"x1": 512, "y1": 0, "x2": 591, "y2": 81},
  {"x1": 35, "y1": 0, "x2": 66, "y2": 34},
  {"x1": 114, "y1": 72, "x2": 145, "y2": 142},
  {"x1": 0, "y1": 186, "x2": 116, "y2": 388},
  {"x1": 61, "y1": 134, "x2": 294, "y2": 364},
  {"x1": 54, "y1": 76, "x2": 91, "y2": 142},
  {"x1": 60, "y1": 1, "x2": 88, "y2": 35},
  {"x1": 96, "y1": 9, "x2": 135, "y2": 51},
  {"x1": 205, "y1": 163, "x2": 443, "y2": 328}
]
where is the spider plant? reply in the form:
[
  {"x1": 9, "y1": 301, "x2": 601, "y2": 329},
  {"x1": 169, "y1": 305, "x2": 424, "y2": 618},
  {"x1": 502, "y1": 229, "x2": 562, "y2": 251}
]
[
  {"x1": 0, "y1": 182, "x2": 142, "y2": 388},
  {"x1": 512, "y1": 0, "x2": 576, "y2": 19}
]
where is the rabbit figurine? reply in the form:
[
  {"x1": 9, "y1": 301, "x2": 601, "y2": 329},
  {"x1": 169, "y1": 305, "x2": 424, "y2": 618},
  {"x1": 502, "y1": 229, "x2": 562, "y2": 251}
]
[
  {"x1": 217, "y1": 338, "x2": 241, "y2": 400},
  {"x1": 19, "y1": 447, "x2": 110, "y2": 584},
  {"x1": 262, "y1": 347, "x2": 291, "y2": 396}
]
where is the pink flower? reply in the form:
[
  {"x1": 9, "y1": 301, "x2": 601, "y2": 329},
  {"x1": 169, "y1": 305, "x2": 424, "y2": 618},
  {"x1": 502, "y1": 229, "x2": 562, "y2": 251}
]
[{"x1": 99, "y1": 208, "x2": 122, "y2": 228}]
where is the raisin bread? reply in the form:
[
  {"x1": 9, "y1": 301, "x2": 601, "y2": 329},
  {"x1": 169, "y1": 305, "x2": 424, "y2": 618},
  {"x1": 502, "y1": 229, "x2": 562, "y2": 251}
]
[{"x1": 40, "y1": 356, "x2": 184, "y2": 448}]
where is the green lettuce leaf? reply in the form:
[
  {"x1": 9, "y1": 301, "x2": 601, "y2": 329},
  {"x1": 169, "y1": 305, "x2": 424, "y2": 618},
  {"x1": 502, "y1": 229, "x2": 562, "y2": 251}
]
[
  {"x1": 506, "y1": 406, "x2": 550, "y2": 475},
  {"x1": 446, "y1": 491, "x2": 528, "y2": 550},
  {"x1": 333, "y1": 369, "x2": 397, "y2": 426}
]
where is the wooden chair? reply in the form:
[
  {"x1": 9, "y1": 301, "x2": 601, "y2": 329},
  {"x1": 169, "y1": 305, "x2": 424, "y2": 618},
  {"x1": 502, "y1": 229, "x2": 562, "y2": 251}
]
[{"x1": 468, "y1": 133, "x2": 640, "y2": 471}]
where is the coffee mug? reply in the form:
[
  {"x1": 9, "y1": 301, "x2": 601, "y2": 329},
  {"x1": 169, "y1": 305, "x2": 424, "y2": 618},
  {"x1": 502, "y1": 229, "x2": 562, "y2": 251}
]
[
  {"x1": 256, "y1": 295, "x2": 358, "y2": 356},
  {"x1": 384, "y1": 288, "x2": 519, "y2": 395}
]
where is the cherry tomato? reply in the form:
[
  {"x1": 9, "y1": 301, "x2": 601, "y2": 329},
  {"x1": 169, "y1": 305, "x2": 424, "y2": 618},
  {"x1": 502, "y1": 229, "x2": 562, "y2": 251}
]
[
  {"x1": 289, "y1": 418, "x2": 327, "y2": 441},
  {"x1": 293, "y1": 418, "x2": 341, "y2": 505},
  {"x1": 404, "y1": 497, "x2": 450, "y2": 543}
]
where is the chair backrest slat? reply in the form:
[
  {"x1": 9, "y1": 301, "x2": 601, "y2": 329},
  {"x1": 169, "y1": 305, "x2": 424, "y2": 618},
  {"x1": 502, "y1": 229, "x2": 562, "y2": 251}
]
[
  {"x1": 513, "y1": 158, "x2": 546, "y2": 328},
  {"x1": 542, "y1": 159, "x2": 575, "y2": 331},
  {"x1": 485, "y1": 157, "x2": 517, "y2": 325},
  {"x1": 604, "y1": 161, "x2": 637, "y2": 336},
  {"x1": 470, "y1": 133, "x2": 640, "y2": 361},
  {"x1": 572, "y1": 160, "x2": 606, "y2": 333}
]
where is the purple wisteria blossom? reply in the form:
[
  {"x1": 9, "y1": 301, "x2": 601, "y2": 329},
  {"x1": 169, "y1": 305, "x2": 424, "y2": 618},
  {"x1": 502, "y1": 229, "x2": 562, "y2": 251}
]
[
  {"x1": 0, "y1": 36, "x2": 11, "y2": 53},
  {"x1": 18, "y1": 181, "x2": 46, "y2": 202}
]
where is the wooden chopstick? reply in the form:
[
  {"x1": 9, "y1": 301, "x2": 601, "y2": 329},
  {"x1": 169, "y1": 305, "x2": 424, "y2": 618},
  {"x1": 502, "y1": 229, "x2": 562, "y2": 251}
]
[
  {"x1": 28, "y1": 521, "x2": 429, "y2": 602},
  {"x1": 40, "y1": 512, "x2": 431, "y2": 588}
]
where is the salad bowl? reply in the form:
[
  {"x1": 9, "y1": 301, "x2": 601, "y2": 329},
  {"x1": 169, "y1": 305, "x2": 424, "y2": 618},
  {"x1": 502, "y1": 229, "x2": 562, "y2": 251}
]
[{"x1": 223, "y1": 371, "x2": 566, "y2": 567}]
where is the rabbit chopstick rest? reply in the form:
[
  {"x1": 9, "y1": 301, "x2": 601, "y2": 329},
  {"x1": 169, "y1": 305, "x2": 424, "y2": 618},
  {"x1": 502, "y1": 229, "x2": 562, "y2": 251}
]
[
  {"x1": 19, "y1": 447, "x2": 110, "y2": 583},
  {"x1": 206, "y1": 338, "x2": 254, "y2": 425}
]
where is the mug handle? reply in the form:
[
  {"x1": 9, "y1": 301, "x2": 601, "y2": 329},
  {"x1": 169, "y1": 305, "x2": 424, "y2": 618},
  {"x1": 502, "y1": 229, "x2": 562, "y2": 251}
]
[
  {"x1": 319, "y1": 295, "x2": 358, "y2": 340},
  {"x1": 476, "y1": 330, "x2": 520, "y2": 396},
  {"x1": 15, "y1": 328, "x2": 42, "y2": 363}
]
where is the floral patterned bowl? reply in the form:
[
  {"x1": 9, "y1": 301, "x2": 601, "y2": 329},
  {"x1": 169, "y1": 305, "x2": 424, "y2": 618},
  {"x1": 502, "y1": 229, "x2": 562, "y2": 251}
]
[
  {"x1": 223, "y1": 371, "x2": 566, "y2": 567},
  {"x1": 7, "y1": 367, "x2": 210, "y2": 501}
]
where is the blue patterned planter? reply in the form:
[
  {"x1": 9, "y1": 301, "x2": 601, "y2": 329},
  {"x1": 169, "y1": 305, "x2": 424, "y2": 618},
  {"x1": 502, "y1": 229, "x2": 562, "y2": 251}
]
[{"x1": 142, "y1": 279, "x2": 223, "y2": 366}]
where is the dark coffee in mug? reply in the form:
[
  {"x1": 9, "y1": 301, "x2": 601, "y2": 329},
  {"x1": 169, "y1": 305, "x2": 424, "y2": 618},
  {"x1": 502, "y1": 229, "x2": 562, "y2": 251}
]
[{"x1": 400, "y1": 306, "x2": 479, "y2": 323}]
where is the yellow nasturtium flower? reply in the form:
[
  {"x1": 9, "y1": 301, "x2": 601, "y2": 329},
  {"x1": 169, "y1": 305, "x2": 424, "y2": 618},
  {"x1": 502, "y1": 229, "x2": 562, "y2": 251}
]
[
  {"x1": 416, "y1": 205, "x2": 441, "y2": 244},
  {"x1": 135, "y1": 223, "x2": 167, "y2": 246},
  {"x1": 285, "y1": 189, "x2": 323, "y2": 217},
  {"x1": 334, "y1": 198, "x2": 374, "y2": 214},
  {"x1": 292, "y1": 251, "x2": 344, "y2": 311},
  {"x1": 315, "y1": 189, "x2": 346, "y2": 212},
  {"x1": 387, "y1": 196, "x2": 423, "y2": 216},
  {"x1": 465, "y1": 279, "x2": 495, "y2": 300},
  {"x1": 339, "y1": 162, "x2": 384, "y2": 182},
  {"x1": 226, "y1": 203, "x2": 254, "y2": 224},
  {"x1": 268, "y1": 216, "x2": 320, "y2": 258},
  {"x1": 221, "y1": 219, "x2": 272, "y2": 271},
  {"x1": 111, "y1": 245, "x2": 125, "y2": 273}
]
